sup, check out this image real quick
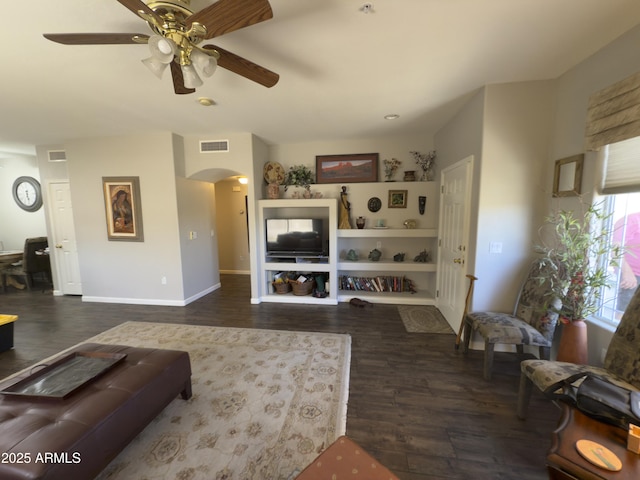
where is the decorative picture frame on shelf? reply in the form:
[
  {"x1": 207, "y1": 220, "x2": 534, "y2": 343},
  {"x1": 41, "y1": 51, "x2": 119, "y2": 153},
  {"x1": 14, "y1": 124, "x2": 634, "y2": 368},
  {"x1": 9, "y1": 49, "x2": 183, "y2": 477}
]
[
  {"x1": 315, "y1": 153, "x2": 378, "y2": 184},
  {"x1": 552, "y1": 154, "x2": 584, "y2": 197},
  {"x1": 102, "y1": 176, "x2": 144, "y2": 242},
  {"x1": 388, "y1": 189, "x2": 408, "y2": 208}
]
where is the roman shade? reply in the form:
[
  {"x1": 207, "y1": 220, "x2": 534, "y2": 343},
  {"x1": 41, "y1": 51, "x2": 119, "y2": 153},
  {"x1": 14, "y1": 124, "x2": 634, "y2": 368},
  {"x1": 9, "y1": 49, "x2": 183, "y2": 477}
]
[
  {"x1": 585, "y1": 70, "x2": 640, "y2": 151},
  {"x1": 600, "y1": 136, "x2": 640, "y2": 194}
]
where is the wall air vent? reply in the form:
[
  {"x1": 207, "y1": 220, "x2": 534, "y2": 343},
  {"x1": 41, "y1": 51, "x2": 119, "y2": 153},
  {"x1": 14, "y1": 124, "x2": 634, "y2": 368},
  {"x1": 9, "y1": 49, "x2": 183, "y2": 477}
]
[
  {"x1": 200, "y1": 140, "x2": 229, "y2": 153},
  {"x1": 48, "y1": 150, "x2": 67, "y2": 162}
]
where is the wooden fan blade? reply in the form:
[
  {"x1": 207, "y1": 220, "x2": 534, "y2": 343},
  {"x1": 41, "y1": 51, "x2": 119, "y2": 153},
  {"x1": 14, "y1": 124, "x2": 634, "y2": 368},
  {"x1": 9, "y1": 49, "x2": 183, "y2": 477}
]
[
  {"x1": 43, "y1": 33, "x2": 149, "y2": 45},
  {"x1": 116, "y1": 0, "x2": 164, "y2": 26},
  {"x1": 170, "y1": 62, "x2": 196, "y2": 95},
  {"x1": 204, "y1": 45, "x2": 279, "y2": 88},
  {"x1": 187, "y1": 0, "x2": 273, "y2": 39}
]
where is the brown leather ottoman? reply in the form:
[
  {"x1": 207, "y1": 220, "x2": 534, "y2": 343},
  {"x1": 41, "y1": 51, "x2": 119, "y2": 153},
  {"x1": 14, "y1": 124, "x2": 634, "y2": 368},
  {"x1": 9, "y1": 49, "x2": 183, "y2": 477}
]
[
  {"x1": 0, "y1": 343, "x2": 191, "y2": 480},
  {"x1": 296, "y1": 435, "x2": 400, "y2": 480}
]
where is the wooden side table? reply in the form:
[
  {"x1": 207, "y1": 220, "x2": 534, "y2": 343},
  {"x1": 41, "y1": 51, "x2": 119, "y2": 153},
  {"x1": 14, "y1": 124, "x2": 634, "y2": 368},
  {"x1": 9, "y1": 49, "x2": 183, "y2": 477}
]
[{"x1": 547, "y1": 404, "x2": 640, "y2": 479}]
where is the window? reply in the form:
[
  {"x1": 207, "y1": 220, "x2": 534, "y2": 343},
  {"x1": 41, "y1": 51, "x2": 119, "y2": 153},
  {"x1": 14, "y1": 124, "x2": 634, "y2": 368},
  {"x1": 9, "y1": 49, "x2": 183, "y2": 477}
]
[
  {"x1": 597, "y1": 193, "x2": 640, "y2": 324},
  {"x1": 595, "y1": 190, "x2": 640, "y2": 324}
]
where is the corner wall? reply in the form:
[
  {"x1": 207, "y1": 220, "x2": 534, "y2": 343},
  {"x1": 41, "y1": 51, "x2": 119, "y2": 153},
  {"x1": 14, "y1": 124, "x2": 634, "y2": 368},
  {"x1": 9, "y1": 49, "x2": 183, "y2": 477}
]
[{"x1": 547, "y1": 25, "x2": 640, "y2": 365}]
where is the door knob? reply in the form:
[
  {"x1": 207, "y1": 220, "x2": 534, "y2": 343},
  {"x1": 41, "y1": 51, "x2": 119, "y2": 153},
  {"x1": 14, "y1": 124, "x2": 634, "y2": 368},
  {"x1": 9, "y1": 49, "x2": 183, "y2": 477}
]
[{"x1": 453, "y1": 258, "x2": 463, "y2": 264}]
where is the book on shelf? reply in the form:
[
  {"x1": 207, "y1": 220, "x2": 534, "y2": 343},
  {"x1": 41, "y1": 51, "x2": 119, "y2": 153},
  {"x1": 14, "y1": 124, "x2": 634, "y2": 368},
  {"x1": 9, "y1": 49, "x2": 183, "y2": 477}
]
[{"x1": 338, "y1": 275, "x2": 416, "y2": 293}]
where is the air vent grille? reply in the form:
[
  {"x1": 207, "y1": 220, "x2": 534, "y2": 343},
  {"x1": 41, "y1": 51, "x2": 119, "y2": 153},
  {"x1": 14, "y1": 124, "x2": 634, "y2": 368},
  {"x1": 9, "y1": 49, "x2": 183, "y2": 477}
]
[
  {"x1": 200, "y1": 140, "x2": 229, "y2": 153},
  {"x1": 48, "y1": 150, "x2": 67, "y2": 162}
]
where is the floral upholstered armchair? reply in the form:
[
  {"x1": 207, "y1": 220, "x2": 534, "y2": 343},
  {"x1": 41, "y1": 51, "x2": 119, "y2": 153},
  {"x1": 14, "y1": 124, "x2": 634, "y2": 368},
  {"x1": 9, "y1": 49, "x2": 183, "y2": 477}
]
[
  {"x1": 463, "y1": 261, "x2": 560, "y2": 380},
  {"x1": 517, "y1": 284, "x2": 640, "y2": 419}
]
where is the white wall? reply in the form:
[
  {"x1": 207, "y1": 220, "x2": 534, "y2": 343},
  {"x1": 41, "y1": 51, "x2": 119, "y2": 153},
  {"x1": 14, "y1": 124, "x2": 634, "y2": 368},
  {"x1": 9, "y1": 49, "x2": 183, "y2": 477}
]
[
  {"x1": 434, "y1": 81, "x2": 555, "y2": 352},
  {"x1": 65, "y1": 132, "x2": 185, "y2": 304},
  {"x1": 474, "y1": 81, "x2": 554, "y2": 312},
  {"x1": 546, "y1": 25, "x2": 640, "y2": 365},
  {"x1": 176, "y1": 176, "x2": 220, "y2": 300},
  {"x1": 268, "y1": 133, "x2": 434, "y2": 185},
  {"x1": 0, "y1": 155, "x2": 47, "y2": 250}
]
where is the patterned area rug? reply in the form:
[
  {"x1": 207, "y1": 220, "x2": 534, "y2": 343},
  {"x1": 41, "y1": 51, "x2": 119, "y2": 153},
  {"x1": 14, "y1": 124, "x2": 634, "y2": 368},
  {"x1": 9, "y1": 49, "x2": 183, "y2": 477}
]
[
  {"x1": 398, "y1": 305, "x2": 454, "y2": 334},
  {"x1": 67, "y1": 322, "x2": 351, "y2": 480}
]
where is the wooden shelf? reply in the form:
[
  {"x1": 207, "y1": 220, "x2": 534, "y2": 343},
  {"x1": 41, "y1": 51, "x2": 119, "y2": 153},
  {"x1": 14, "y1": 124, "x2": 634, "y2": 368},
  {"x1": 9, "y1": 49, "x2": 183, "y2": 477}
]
[
  {"x1": 337, "y1": 228, "x2": 437, "y2": 238},
  {"x1": 337, "y1": 260, "x2": 436, "y2": 272}
]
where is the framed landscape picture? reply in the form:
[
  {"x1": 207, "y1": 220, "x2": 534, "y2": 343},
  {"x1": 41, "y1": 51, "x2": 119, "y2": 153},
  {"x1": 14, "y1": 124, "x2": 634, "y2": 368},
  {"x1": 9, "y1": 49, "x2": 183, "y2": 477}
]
[
  {"x1": 102, "y1": 176, "x2": 144, "y2": 242},
  {"x1": 316, "y1": 153, "x2": 378, "y2": 184}
]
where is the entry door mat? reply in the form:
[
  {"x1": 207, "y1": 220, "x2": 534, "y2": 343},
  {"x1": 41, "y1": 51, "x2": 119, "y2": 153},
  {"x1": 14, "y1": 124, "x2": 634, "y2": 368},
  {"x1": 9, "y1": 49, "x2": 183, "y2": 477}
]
[{"x1": 398, "y1": 305, "x2": 454, "y2": 334}]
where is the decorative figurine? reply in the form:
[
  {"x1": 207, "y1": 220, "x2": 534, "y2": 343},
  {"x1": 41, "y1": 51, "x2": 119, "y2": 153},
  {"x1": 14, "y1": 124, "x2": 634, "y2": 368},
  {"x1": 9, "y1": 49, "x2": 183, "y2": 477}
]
[
  {"x1": 368, "y1": 248, "x2": 382, "y2": 261},
  {"x1": 339, "y1": 186, "x2": 352, "y2": 229},
  {"x1": 393, "y1": 252, "x2": 405, "y2": 262},
  {"x1": 419, "y1": 196, "x2": 426, "y2": 215},
  {"x1": 346, "y1": 249, "x2": 359, "y2": 261},
  {"x1": 413, "y1": 250, "x2": 430, "y2": 263},
  {"x1": 403, "y1": 219, "x2": 417, "y2": 229}
]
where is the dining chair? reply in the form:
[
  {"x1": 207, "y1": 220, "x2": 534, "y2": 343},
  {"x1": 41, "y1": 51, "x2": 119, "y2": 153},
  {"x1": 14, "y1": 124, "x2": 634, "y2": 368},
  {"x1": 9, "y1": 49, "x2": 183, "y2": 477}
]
[
  {"x1": 463, "y1": 260, "x2": 560, "y2": 380},
  {"x1": 517, "y1": 285, "x2": 640, "y2": 419},
  {"x1": 1, "y1": 237, "x2": 50, "y2": 291}
]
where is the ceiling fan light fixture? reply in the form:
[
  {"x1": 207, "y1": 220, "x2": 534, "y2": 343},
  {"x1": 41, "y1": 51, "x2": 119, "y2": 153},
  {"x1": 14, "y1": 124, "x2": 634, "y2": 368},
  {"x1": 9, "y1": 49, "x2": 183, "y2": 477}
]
[
  {"x1": 148, "y1": 35, "x2": 176, "y2": 63},
  {"x1": 191, "y1": 48, "x2": 218, "y2": 78},
  {"x1": 142, "y1": 56, "x2": 170, "y2": 79},
  {"x1": 181, "y1": 63, "x2": 203, "y2": 89}
]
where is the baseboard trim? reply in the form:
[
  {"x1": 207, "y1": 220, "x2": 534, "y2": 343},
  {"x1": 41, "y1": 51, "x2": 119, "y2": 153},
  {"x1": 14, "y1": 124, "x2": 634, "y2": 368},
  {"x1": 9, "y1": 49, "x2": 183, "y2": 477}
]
[{"x1": 81, "y1": 283, "x2": 222, "y2": 307}]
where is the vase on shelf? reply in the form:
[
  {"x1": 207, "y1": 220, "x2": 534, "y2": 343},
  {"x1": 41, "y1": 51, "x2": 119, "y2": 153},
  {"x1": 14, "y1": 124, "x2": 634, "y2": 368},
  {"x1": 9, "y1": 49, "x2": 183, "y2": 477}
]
[
  {"x1": 267, "y1": 183, "x2": 280, "y2": 199},
  {"x1": 356, "y1": 217, "x2": 365, "y2": 229}
]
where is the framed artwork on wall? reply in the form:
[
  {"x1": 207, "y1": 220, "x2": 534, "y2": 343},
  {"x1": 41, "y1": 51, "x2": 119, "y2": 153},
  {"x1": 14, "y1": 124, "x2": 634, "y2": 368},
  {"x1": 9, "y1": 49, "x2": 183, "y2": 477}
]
[
  {"x1": 102, "y1": 176, "x2": 144, "y2": 242},
  {"x1": 316, "y1": 153, "x2": 378, "y2": 184},
  {"x1": 388, "y1": 189, "x2": 408, "y2": 208},
  {"x1": 552, "y1": 154, "x2": 584, "y2": 197}
]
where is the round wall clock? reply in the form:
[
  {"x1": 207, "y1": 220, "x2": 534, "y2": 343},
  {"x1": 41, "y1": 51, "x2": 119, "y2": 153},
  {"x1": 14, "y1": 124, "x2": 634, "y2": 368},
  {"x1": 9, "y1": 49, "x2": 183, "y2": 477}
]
[
  {"x1": 367, "y1": 197, "x2": 382, "y2": 212},
  {"x1": 12, "y1": 176, "x2": 43, "y2": 212}
]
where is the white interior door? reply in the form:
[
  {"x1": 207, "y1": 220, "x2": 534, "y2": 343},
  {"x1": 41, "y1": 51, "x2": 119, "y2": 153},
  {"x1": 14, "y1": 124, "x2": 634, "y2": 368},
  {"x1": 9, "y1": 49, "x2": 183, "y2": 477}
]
[
  {"x1": 48, "y1": 181, "x2": 82, "y2": 295},
  {"x1": 436, "y1": 156, "x2": 473, "y2": 331}
]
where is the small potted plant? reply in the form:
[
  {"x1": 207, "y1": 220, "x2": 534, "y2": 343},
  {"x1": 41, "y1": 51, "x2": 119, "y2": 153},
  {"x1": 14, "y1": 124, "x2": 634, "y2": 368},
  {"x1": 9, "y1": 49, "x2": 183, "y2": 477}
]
[
  {"x1": 284, "y1": 165, "x2": 315, "y2": 197},
  {"x1": 410, "y1": 150, "x2": 436, "y2": 181},
  {"x1": 383, "y1": 158, "x2": 401, "y2": 181},
  {"x1": 535, "y1": 201, "x2": 624, "y2": 363}
]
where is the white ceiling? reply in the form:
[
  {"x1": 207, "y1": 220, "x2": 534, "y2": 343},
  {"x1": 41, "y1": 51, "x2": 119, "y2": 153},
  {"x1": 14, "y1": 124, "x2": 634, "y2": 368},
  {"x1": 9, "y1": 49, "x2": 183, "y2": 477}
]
[{"x1": 2, "y1": 0, "x2": 640, "y2": 157}]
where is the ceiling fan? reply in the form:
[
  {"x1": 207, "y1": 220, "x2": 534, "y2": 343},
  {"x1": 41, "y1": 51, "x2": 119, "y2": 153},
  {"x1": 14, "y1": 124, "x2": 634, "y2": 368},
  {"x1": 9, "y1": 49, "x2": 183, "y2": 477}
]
[{"x1": 43, "y1": 0, "x2": 280, "y2": 94}]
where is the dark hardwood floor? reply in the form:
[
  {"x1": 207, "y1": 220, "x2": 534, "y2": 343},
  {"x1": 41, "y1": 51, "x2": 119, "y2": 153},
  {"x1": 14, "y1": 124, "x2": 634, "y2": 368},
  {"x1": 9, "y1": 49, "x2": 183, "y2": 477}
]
[{"x1": 0, "y1": 275, "x2": 559, "y2": 479}]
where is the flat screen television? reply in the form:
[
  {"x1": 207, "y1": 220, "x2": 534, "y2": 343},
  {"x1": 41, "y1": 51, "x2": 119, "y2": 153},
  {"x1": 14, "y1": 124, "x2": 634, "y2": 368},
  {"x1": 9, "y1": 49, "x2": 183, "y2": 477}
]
[{"x1": 265, "y1": 218, "x2": 328, "y2": 257}]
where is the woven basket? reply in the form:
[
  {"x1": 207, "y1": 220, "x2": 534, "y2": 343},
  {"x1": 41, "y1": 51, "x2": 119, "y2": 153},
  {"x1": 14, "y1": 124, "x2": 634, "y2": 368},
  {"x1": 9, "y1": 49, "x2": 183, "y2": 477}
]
[
  {"x1": 273, "y1": 281, "x2": 292, "y2": 294},
  {"x1": 292, "y1": 280, "x2": 315, "y2": 296}
]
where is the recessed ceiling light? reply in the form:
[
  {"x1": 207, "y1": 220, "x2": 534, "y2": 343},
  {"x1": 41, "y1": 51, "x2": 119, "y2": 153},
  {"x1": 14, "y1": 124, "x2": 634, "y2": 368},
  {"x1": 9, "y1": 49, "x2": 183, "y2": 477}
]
[
  {"x1": 384, "y1": 114, "x2": 400, "y2": 120},
  {"x1": 197, "y1": 97, "x2": 215, "y2": 107}
]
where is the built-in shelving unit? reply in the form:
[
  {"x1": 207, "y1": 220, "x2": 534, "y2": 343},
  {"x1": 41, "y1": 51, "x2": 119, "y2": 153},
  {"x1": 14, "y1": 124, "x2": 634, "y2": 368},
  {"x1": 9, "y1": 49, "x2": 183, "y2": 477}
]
[
  {"x1": 257, "y1": 199, "x2": 338, "y2": 305},
  {"x1": 336, "y1": 228, "x2": 437, "y2": 305}
]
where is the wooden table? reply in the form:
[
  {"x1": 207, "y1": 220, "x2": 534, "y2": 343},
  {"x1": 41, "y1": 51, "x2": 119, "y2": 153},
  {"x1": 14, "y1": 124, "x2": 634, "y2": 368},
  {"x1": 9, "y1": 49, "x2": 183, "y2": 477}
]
[
  {"x1": 547, "y1": 404, "x2": 640, "y2": 479},
  {"x1": 0, "y1": 251, "x2": 24, "y2": 290},
  {"x1": 0, "y1": 250, "x2": 22, "y2": 268}
]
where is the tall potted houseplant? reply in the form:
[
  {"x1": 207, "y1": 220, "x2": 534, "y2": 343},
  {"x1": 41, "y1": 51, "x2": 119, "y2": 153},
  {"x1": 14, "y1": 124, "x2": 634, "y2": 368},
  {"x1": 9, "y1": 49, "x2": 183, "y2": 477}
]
[{"x1": 536, "y1": 202, "x2": 624, "y2": 364}]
